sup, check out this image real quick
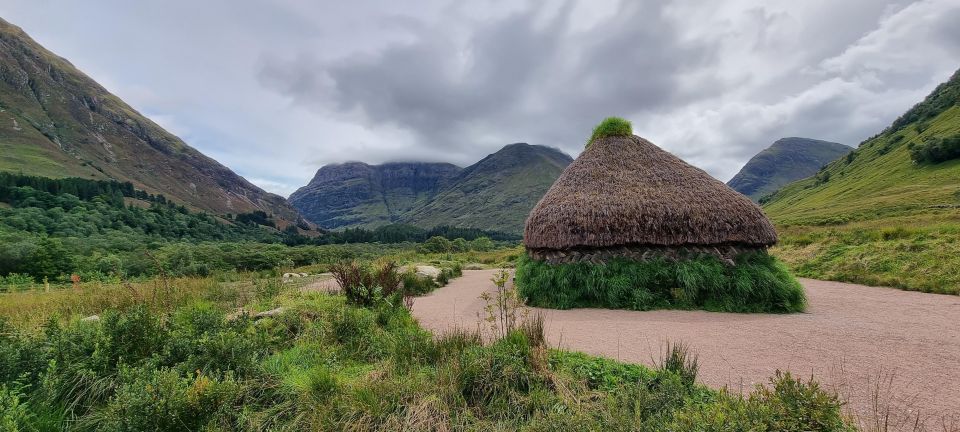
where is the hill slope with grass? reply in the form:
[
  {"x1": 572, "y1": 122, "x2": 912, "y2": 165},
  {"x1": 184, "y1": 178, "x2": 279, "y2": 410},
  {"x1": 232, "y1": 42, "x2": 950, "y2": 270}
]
[
  {"x1": 403, "y1": 143, "x2": 573, "y2": 234},
  {"x1": 764, "y1": 68, "x2": 960, "y2": 293},
  {"x1": 0, "y1": 17, "x2": 301, "y2": 224},
  {"x1": 289, "y1": 162, "x2": 461, "y2": 229},
  {"x1": 728, "y1": 137, "x2": 851, "y2": 201}
]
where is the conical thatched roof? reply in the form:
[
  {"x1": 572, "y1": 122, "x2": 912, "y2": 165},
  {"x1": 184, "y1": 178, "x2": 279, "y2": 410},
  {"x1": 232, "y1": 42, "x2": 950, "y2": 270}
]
[{"x1": 524, "y1": 135, "x2": 777, "y2": 250}]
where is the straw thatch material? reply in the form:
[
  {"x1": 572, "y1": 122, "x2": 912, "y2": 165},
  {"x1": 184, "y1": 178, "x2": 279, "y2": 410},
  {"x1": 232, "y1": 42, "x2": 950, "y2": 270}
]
[{"x1": 524, "y1": 135, "x2": 777, "y2": 250}]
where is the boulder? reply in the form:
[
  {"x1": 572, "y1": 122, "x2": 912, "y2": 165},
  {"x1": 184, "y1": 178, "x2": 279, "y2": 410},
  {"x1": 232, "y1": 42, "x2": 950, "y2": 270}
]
[
  {"x1": 415, "y1": 265, "x2": 441, "y2": 279},
  {"x1": 255, "y1": 307, "x2": 284, "y2": 319}
]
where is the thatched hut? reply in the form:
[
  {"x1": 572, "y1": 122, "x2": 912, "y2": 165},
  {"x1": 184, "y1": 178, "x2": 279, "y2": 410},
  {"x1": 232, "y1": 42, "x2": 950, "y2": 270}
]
[{"x1": 515, "y1": 117, "x2": 804, "y2": 313}]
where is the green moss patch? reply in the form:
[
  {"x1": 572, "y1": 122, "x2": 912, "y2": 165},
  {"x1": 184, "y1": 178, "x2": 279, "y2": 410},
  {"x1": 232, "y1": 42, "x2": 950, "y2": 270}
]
[
  {"x1": 515, "y1": 252, "x2": 806, "y2": 313},
  {"x1": 587, "y1": 117, "x2": 633, "y2": 147}
]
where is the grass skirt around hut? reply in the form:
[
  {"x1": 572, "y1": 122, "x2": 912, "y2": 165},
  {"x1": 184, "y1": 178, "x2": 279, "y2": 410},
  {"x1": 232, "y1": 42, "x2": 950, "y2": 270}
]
[{"x1": 514, "y1": 251, "x2": 805, "y2": 313}]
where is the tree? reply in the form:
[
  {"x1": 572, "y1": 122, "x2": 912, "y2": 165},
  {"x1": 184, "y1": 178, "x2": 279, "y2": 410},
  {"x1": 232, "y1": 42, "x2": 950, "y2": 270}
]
[
  {"x1": 419, "y1": 236, "x2": 453, "y2": 253},
  {"x1": 469, "y1": 236, "x2": 494, "y2": 252}
]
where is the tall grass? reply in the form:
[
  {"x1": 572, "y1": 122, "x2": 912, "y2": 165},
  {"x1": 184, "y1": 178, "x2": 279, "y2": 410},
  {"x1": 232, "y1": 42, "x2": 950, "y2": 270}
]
[{"x1": 514, "y1": 251, "x2": 806, "y2": 313}]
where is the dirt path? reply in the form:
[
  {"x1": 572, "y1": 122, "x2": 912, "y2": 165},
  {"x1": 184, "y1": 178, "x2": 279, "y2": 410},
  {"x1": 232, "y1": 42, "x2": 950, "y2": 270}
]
[{"x1": 411, "y1": 270, "x2": 960, "y2": 424}]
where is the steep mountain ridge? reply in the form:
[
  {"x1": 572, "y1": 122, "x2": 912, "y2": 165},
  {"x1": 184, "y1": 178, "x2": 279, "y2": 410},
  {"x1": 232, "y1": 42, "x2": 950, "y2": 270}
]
[
  {"x1": 288, "y1": 162, "x2": 461, "y2": 229},
  {"x1": 291, "y1": 143, "x2": 573, "y2": 233},
  {"x1": 0, "y1": 17, "x2": 301, "y2": 224},
  {"x1": 728, "y1": 137, "x2": 852, "y2": 201},
  {"x1": 404, "y1": 143, "x2": 573, "y2": 234}
]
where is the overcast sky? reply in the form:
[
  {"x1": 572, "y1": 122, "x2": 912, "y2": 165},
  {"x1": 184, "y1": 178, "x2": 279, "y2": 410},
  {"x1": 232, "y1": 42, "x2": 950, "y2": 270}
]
[{"x1": 2, "y1": 1, "x2": 959, "y2": 196}]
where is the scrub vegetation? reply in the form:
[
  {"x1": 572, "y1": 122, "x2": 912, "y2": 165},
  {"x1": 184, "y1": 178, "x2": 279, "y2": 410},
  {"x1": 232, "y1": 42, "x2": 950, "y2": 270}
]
[{"x1": 0, "y1": 263, "x2": 852, "y2": 431}]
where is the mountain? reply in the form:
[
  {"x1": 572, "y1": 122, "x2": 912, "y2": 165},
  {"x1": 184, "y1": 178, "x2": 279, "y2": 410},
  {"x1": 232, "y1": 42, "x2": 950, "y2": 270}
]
[
  {"x1": 288, "y1": 162, "x2": 461, "y2": 229},
  {"x1": 763, "y1": 68, "x2": 960, "y2": 225},
  {"x1": 291, "y1": 143, "x2": 573, "y2": 233},
  {"x1": 728, "y1": 137, "x2": 852, "y2": 201},
  {"x1": 763, "y1": 68, "x2": 960, "y2": 292},
  {"x1": 0, "y1": 18, "x2": 301, "y2": 224},
  {"x1": 403, "y1": 143, "x2": 573, "y2": 234}
]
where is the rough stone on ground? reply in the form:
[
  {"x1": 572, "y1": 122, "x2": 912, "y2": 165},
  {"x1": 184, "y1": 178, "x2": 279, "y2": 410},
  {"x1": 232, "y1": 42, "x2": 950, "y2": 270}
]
[
  {"x1": 415, "y1": 265, "x2": 440, "y2": 278},
  {"x1": 255, "y1": 307, "x2": 284, "y2": 319}
]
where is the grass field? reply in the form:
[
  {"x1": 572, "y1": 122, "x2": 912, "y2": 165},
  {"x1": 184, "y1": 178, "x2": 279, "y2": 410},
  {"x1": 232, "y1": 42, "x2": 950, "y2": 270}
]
[
  {"x1": 764, "y1": 89, "x2": 960, "y2": 293},
  {"x1": 0, "y1": 266, "x2": 854, "y2": 431}
]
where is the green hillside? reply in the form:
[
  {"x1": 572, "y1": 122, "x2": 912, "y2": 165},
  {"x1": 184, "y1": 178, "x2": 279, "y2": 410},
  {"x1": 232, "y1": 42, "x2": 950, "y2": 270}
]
[
  {"x1": 0, "y1": 17, "x2": 301, "y2": 225},
  {"x1": 403, "y1": 143, "x2": 572, "y2": 234},
  {"x1": 728, "y1": 137, "x2": 851, "y2": 201},
  {"x1": 764, "y1": 68, "x2": 960, "y2": 293}
]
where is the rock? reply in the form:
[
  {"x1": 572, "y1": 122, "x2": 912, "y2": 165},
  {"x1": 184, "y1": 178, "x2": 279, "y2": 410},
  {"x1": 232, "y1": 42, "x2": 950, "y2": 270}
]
[
  {"x1": 255, "y1": 307, "x2": 284, "y2": 319},
  {"x1": 299, "y1": 273, "x2": 308, "y2": 277},
  {"x1": 282, "y1": 273, "x2": 302, "y2": 279},
  {"x1": 415, "y1": 265, "x2": 441, "y2": 279},
  {"x1": 80, "y1": 315, "x2": 100, "y2": 322}
]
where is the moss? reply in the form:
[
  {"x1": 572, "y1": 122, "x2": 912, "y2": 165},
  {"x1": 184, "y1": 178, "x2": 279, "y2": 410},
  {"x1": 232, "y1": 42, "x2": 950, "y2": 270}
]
[
  {"x1": 514, "y1": 251, "x2": 806, "y2": 313},
  {"x1": 587, "y1": 117, "x2": 633, "y2": 147}
]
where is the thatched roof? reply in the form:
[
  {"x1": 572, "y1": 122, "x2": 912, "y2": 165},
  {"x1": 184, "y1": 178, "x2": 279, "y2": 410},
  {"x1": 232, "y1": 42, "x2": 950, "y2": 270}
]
[{"x1": 524, "y1": 135, "x2": 777, "y2": 250}]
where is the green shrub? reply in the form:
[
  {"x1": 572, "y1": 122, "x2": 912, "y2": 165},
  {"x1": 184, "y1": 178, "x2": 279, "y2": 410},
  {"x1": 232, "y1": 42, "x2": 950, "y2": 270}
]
[
  {"x1": 86, "y1": 367, "x2": 242, "y2": 432},
  {"x1": 402, "y1": 271, "x2": 439, "y2": 296},
  {"x1": 514, "y1": 252, "x2": 806, "y2": 313},
  {"x1": 0, "y1": 384, "x2": 32, "y2": 430},
  {"x1": 418, "y1": 236, "x2": 453, "y2": 253},
  {"x1": 0, "y1": 274, "x2": 34, "y2": 292},
  {"x1": 909, "y1": 135, "x2": 960, "y2": 164},
  {"x1": 587, "y1": 117, "x2": 633, "y2": 147}
]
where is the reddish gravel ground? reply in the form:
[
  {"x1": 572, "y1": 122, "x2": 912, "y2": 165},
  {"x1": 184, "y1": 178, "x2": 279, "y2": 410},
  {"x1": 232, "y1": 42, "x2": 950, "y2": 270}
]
[{"x1": 411, "y1": 269, "x2": 960, "y2": 426}]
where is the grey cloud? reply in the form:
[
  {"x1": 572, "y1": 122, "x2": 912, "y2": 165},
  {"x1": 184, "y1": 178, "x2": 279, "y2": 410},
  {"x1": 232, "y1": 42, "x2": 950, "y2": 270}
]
[
  {"x1": 4, "y1": 0, "x2": 959, "y2": 195},
  {"x1": 259, "y1": 1, "x2": 716, "y2": 159}
]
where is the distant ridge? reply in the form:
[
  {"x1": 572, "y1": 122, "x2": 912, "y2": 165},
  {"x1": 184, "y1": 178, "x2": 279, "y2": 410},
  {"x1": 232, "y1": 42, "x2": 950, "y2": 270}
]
[
  {"x1": 728, "y1": 137, "x2": 852, "y2": 201},
  {"x1": 290, "y1": 143, "x2": 573, "y2": 234},
  {"x1": 288, "y1": 162, "x2": 461, "y2": 229}
]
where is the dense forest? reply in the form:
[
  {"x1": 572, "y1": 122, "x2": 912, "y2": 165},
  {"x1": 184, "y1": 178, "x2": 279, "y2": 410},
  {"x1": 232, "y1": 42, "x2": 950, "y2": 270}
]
[{"x1": 0, "y1": 174, "x2": 515, "y2": 284}]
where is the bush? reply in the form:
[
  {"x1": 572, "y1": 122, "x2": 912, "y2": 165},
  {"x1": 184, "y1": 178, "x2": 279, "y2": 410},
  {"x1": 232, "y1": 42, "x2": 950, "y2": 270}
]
[
  {"x1": 514, "y1": 252, "x2": 806, "y2": 313},
  {"x1": 470, "y1": 236, "x2": 495, "y2": 252},
  {"x1": 401, "y1": 271, "x2": 438, "y2": 296},
  {"x1": 0, "y1": 274, "x2": 34, "y2": 292},
  {"x1": 418, "y1": 236, "x2": 453, "y2": 254},
  {"x1": 329, "y1": 261, "x2": 402, "y2": 307},
  {"x1": 0, "y1": 384, "x2": 32, "y2": 431},
  {"x1": 87, "y1": 368, "x2": 242, "y2": 431},
  {"x1": 909, "y1": 135, "x2": 960, "y2": 164}
]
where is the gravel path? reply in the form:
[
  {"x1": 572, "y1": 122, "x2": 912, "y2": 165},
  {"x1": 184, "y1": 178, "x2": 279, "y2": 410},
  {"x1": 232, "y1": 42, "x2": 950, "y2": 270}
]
[{"x1": 411, "y1": 270, "x2": 960, "y2": 424}]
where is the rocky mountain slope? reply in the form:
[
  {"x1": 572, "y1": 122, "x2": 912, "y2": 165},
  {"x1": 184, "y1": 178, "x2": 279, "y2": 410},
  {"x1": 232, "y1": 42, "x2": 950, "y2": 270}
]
[
  {"x1": 403, "y1": 143, "x2": 572, "y2": 234},
  {"x1": 288, "y1": 162, "x2": 461, "y2": 229},
  {"x1": 291, "y1": 143, "x2": 572, "y2": 233},
  {"x1": 728, "y1": 137, "x2": 851, "y2": 201},
  {"x1": 0, "y1": 17, "x2": 302, "y2": 224}
]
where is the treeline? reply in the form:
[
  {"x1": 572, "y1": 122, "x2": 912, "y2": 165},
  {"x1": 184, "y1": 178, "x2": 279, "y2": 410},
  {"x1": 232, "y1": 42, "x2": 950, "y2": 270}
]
[
  {"x1": 309, "y1": 223, "x2": 518, "y2": 245},
  {"x1": 0, "y1": 173, "x2": 517, "y2": 283},
  {"x1": 0, "y1": 172, "x2": 166, "y2": 204},
  {"x1": 887, "y1": 68, "x2": 959, "y2": 135}
]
